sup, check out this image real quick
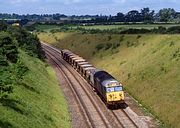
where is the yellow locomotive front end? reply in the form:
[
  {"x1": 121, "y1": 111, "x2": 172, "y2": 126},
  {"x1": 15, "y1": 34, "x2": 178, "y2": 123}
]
[{"x1": 106, "y1": 85, "x2": 125, "y2": 105}]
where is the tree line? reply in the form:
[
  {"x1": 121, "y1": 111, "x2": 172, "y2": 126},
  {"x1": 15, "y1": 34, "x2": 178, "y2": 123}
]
[
  {"x1": 92, "y1": 8, "x2": 179, "y2": 23},
  {"x1": 0, "y1": 8, "x2": 180, "y2": 24}
]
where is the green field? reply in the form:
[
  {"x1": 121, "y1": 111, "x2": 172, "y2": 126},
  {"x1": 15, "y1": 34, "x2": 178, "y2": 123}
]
[
  {"x1": 35, "y1": 24, "x2": 180, "y2": 32},
  {"x1": 38, "y1": 31, "x2": 180, "y2": 128},
  {"x1": 35, "y1": 24, "x2": 61, "y2": 32},
  {"x1": 0, "y1": 50, "x2": 71, "y2": 128},
  {"x1": 79, "y1": 24, "x2": 180, "y2": 30}
]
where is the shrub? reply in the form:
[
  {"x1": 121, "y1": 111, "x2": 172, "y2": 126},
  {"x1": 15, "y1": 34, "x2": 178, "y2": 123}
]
[
  {"x1": 112, "y1": 42, "x2": 120, "y2": 49},
  {"x1": 120, "y1": 28, "x2": 150, "y2": 34},
  {"x1": 95, "y1": 43, "x2": 105, "y2": 51},
  {"x1": 153, "y1": 26, "x2": 166, "y2": 34},
  {"x1": 105, "y1": 42, "x2": 112, "y2": 50},
  {"x1": 107, "y1": 35, "x2": 112, "y2": 41},
  {"x1": 0, "y1": 32, "x2": 18, "y2": 64},
  {"x1": 9, "y1": 27, "x2": 45, "y2": 59},
  {"x1": 167, "y1": 26, "x2": 180, "y2": 34}
]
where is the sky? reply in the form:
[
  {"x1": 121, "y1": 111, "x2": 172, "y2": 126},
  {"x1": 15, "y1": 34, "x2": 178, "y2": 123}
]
[{"x1": 0, "y1": 0, "x2": 180, "y2": 15}]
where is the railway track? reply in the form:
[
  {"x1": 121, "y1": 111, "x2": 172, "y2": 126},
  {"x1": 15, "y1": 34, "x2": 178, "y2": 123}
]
[
  {"x1": 43, "y1": 45, "x2": 113, "y2": 128},
  {"x1": 42, "y1": 43, "x2": 149, "y2": 128},
  {"x1": 45, "y1": 52, "x2": 92, "y2": 128}
]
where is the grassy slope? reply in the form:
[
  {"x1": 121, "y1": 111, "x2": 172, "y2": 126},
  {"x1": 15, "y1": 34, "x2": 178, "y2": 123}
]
[
  {"x1": 38, "y1": 32, "x2": 180, "y2": 128},
  {"x1": 0, "y1": 50, "x2": 71, "y2": 128}
]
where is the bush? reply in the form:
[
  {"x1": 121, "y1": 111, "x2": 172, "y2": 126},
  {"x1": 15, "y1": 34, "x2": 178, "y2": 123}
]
[
  {"x1": 107, "y1": 35, "x2": 112, "y2": 41},
  {"x1": 0, "y1": 21, "x2": 8, "y2": 31},
  {"x1": 0, "y1": 32, "x2": 18, "y2": 64},
  {"x1": 112, "y1": 42, "x2": 120, "y2": 49},
  {"x1": 153, "y1": 26, "x2": 166, "y2": 34},
  {"x1": 120, "y1": 28, "x2": 151, "y2": 34},
  {"x1": 105, "y1": 42, "x2": 112, "y2": 50},
  {"x1": 95, "y1": 43, "x2": 105, "y2": 51},
  {"x1": 9, "y1": 27, "x2": 45, "y2": 59},
  {"x1": 167, "y1": 26, "x2": 180, "y2": 34}
]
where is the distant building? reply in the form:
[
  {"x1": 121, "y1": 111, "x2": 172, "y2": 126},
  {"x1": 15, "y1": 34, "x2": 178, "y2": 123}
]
[{"x1": 12, "y1": 23, "x2": 20, "y2": 26}]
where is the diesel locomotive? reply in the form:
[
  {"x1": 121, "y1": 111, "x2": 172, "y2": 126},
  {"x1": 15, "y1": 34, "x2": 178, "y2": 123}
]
[{"x1": 61, "y1": 49, "x2": 125, "y2": 108}]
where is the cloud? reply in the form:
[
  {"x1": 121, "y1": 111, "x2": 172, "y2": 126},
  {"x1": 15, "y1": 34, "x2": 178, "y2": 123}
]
[
  {"x1": 43, "y1": 0, "x2": 83, "y2": 5},
  {"x1": 113, "y1": 0, "x2": 127, "y2": 3},
  {"x1": 6, "y1": 0, "x2": 39, "y2": 5},
  {"x1": 63, "y1": 0, "x2": 82, "y2": 5}
]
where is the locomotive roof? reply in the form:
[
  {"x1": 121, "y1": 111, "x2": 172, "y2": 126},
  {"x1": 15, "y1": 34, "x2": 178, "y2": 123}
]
[
  {"x1": 101, "y1": 79, "x2": 122, "y2": 87},
  {"x1": 94, "y1": 70, "x2": 116, "y2": 83}
]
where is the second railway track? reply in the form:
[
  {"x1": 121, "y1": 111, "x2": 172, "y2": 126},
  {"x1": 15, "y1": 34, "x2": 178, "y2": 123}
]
[{"x1": 42, "y1": 43, "x2": 148, "y2": 128}]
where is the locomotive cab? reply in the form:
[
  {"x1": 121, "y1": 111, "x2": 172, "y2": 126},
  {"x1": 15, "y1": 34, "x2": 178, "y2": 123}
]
[{"x1": 106, "y1": 85, "x2": 124, "y2": 105}]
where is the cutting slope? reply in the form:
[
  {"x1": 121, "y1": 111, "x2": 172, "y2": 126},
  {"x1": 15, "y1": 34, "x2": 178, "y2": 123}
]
[
  {"x1": 38, "y1": 32, "x2": 180, "y2": 128},
  {"x1": 0, "y1": 50, "x2": 71, "y2": 128}
]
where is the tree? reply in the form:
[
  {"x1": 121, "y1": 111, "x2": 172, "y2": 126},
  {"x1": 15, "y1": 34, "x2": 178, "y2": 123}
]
[
  {"x1": 0, "y1": 32, "x2": 18, "y2": 99},
  {"x1": 158, "y1": 8, "x2": 176, "y2": 22},
  {"x1": 0, "y1": 21, "x2": 8, "y2": 31},
  {"x1": 141, "y1": 7, "x2": 154, "y2": 22},
  {"x1": 0, "y1": 32, "x2": 18, "y2": 64},
  {"x1": 116, "y1": 12, "x2": 125, "y2": 22},
  {"x1": 125, "y1": 10, "x2": 142, "y2": 22}
]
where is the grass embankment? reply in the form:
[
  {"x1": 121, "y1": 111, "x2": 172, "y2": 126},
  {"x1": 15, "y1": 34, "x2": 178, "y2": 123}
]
[
  {"x1": 0, "y1": 50, "x2": 71, "y2": 128},
  {"x1": 38, "y1": 31, "x2": 180, "y2": 128}
]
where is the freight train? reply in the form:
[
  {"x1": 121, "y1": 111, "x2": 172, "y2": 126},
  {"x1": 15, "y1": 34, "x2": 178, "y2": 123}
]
[{"x1": 61, "y1": 49, "x2": 125, "y2": 108}]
